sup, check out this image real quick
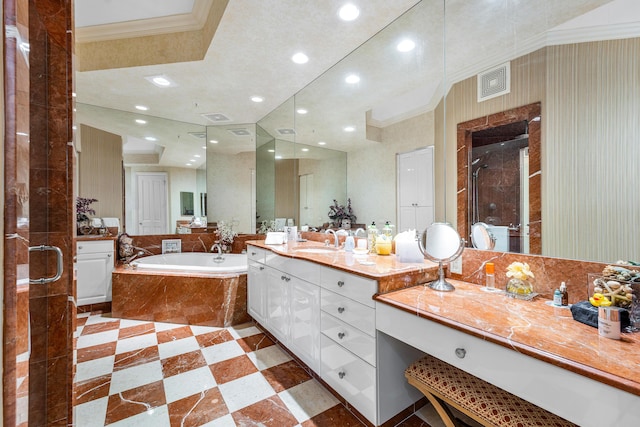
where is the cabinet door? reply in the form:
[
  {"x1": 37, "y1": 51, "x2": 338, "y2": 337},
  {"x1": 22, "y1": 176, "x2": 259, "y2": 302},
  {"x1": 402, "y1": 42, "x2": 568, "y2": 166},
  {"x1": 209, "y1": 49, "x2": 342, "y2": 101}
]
[
  {"x1": 415, "y1": 206, "x2": 434, "y2": 234},
  {"x1": 77, "y1": 253, "x2": 112, "y2": 304},
  {"x1": 266, "y1": 267, "x2": 289, "y2": 344},
  {"x1": 289, "y1": 277, "x2": 320, "y2": 372},
  {"x1": 398, "y1": 152, "x2": 418, "y2": 206},
  {"x1": 248, "y1": 262, "x2": 267, "y2": 325},
  {"x1": 414, "y1": 147, "x2": 434, "y2": 207}
]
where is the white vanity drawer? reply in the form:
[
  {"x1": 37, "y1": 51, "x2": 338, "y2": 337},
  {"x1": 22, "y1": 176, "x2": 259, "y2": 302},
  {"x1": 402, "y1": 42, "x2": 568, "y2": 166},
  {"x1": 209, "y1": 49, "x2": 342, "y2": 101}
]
[
  {"x1": 320, "y1": 334, "x2": 376, "y2": 424},
  {"x1": 76, "y1": 240, "x2": 114, "y2": 255},
  {"x1": 247, "y1": 246, "x2": 267, "y2": 263},
  {"x1": 320, "y1": 267, "x2": 377, "y2": 307},
  {"x1": 320, "y1": 289, "x2": 375, "y2": 336},
  {"x1": 268, "y1": 256, "x2": 320, "y2": 284},
  {"x1": 321, "y1": 312, "x2": 376, "y2": 366}
]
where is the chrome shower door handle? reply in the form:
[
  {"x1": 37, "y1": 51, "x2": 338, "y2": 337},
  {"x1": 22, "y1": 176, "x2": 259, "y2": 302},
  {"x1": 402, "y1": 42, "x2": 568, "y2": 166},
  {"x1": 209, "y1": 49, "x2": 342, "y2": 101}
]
[{"x1": 29, "y1": 245, "x2": 64, "y2": 284}]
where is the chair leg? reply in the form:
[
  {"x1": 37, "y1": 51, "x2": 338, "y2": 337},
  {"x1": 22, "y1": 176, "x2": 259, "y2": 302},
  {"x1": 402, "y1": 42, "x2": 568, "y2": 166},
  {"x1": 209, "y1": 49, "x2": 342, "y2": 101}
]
[{"x1": 408, "y1": 375, "x2": 462, "y2": 427}]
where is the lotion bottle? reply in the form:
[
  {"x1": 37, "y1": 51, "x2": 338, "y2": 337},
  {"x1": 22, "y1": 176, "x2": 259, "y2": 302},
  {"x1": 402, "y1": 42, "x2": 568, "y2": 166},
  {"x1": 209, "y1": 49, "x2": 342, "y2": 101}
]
[
  {"x1": 485, "y1": 262, "x2": 495, "y2": 290},
  {"x1": 560, "y1": 281, "x2": 569, "y2": 306}
]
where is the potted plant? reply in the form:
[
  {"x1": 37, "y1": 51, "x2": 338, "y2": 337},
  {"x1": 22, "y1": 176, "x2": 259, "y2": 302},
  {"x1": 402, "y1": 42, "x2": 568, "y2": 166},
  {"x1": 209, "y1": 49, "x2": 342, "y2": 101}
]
[
  {"x1": 215, "y1": 220, "x2": 239, "y2": 253},
  {"x1": 328, "y1": 198, "x2": 356, "y2": 229}
]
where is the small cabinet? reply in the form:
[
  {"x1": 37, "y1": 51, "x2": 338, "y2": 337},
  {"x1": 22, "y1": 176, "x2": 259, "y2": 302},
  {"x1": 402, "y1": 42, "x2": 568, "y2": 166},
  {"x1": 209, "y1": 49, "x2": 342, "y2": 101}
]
[
  {"x1": 247, "y1": 247, "x2": 269, "y2": 325},
  {"x1": 76, "y1": 239, "x2": 115, "y2": 306},
  {"x1": 397, "y1": 147, "x2": 434, "y2": 233}
]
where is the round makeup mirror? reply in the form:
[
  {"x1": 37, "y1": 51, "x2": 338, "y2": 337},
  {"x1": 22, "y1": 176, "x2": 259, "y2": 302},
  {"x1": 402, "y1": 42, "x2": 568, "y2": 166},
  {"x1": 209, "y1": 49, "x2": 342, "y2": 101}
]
[
  {"x1": 470, "y1": 222, "x2": 496, "y2": 250},
  {"x1": 419, "y1": 222, "x2": 465, "y2": 292}
]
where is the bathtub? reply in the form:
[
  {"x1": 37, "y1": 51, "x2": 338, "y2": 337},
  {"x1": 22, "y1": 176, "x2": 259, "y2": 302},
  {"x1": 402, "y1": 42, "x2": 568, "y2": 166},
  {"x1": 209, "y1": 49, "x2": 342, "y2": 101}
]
[
  {"x1": 131, "y1": 252, "x2": 247, "y2": 274},
  {"x1": 113, "y1": 252, "x2": 250, "y2": 327}
]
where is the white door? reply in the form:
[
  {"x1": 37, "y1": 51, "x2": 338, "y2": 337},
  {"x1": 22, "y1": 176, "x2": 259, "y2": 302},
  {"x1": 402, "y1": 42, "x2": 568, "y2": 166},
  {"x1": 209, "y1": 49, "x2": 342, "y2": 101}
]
[
  {"x1": 299, "y1": 174, "x2": 314, "y2": 226},
  {"x1": 137, "y1": 173, "x2": 168, "y2": 234}
]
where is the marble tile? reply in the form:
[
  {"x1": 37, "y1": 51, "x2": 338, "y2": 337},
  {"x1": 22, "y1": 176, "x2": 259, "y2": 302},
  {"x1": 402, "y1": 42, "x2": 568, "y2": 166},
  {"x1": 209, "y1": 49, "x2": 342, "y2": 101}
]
[
  {"x1": 247, "y1": 344, "x2": 293, "y2": 371},
  {"x1": 158, "y1": 336, "x2": 200, "y2": 360},
  {"x1": 237, "y1": 332, "x2": 276, "y2": 353},
  {"x1": 114, "y1": 346, "x2": 160, "y2": 371},
  {"x1": 81, "y1": 320, "x2": 121, "y2": 336},
  {"x1": 105, "y1": 380, "x2": 166, "y2": 425},
  {"x1": 231, "y1": 395, "x2": 299, "y2": 427},
  {"x1": 161, "y1": 350, "x2": 208, "y2": 378},
  {"x1": 156, "y1": 325, "x2": 194, "y2": 344},
  {"x1": 118, "y1": 322, "x2": 156, "y2": 340},
  {"x1": 262, "y1": 360, "x2": 313, "y2": 393},
  {"x1": 77, "y1": 341, "x2": 117, "y2": 364},
  {"x1": 278, "y1": 379, "x2": 340, "y2": 423},
  {"x1": 226, "y1": 323, "x2": 262, "y2": 339},
  {"x1": 110, "y1": 361, "x2": 164, "y2": 394},
  {"x1": 189, "y1": 324, "x2": 225, "y2": 336},
  {"x1": 209, "y1": 355, "x2": 259, "y2": 385},
  {"x1": 201, "y1": 340, "x2": 246, "y2": 365},
  {"x1": 115, "y1": 332, "x2": 159, "y2": 355},
  {"x1": 200, "y1": 414, "x2": 236, "y2": 426},
  {"x1": 301, "y1": 403, "x2": 364, "y2": 427},
  {"x1": 195, "y1": 329, "x2": 235, "y2": 348},
  {"x1": 76, "y1": 328, "x2": 119, "y2": 348},
  {"x1": 163, "y1": 366, "x2": 217, "y2": 404},
  {"x1": 74, "y1": 374, "x2": 111, "y2": 405},
  {"x1": 107, "y1": 404, "x2": 170, "y2": 427},
  {"x1": 217, "y1": 371, "x2": 276, "y2": 412},
  {"x1": 167, "y1": 387, "x2": 229, "y2": 427},
  {"x1": 74, "y1": 396, "x2": 109, "y2": 427},
  {"x1": 75, "y1": 356, "x2": 116, "y2": 383}
]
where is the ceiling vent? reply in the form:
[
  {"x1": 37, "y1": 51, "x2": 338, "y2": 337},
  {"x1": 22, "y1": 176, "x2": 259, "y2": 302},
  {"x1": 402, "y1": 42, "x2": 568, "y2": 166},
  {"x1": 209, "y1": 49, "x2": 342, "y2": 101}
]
[
  {"x1": 477, "y1": 62, "x2": 510, "y2": 102},
  {"x1": 277, "y1": 128, "x2": 296, "y2": 135},
  {"x1": 201, "y1": 112, "x2": 231, "y2": 123},
  {"x1": 188, "y1": 131, "x2": 206, "y2": 139},
  {"x1": 228, "y1": 128, "x2": 251, "y2": 136}
]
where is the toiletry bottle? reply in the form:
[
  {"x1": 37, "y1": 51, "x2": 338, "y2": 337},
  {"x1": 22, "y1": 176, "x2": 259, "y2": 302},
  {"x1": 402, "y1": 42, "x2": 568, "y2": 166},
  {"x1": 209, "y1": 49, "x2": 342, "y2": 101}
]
[
  {"x1": 553, "y1": 287, "x2": 562, "y2": 306},
  {"x1": 383, "y1": 221, "x2": 393, "y2": 237},
  {"x1": 344, "y1": 232, "x2": 355, "y2": 252},
  {"x1": 367, "y1": 222, "x2": 378, "y2": 254},
  {"x1": 560, "y1": 281, "x2": 569, "y2": 306},
  {"x1": 485, "y1": 262, "x2": 495, "y2": 290}
]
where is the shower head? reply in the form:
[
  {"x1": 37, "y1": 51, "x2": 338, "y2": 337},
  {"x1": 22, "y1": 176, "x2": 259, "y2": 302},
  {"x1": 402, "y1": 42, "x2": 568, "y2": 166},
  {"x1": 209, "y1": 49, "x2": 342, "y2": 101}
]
[{"x1": 471, "y1": 158, "x2": 480, "y2": 165}]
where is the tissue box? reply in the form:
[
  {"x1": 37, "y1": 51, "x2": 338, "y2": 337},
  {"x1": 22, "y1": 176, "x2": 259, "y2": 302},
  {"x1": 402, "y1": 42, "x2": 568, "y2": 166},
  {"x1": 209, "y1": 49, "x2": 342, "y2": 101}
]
[{"x1": 570, "y1": 300, "x2": 630, "y2": 329}]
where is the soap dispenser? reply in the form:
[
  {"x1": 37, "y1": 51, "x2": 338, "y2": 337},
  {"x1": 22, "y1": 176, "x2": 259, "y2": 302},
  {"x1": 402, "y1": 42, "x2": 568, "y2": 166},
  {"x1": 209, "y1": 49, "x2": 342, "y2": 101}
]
[
  {"x1": 344, "y1": 231, "x2": 355, "y2": 252},
  {"x1": 367, "y1": 222, "x2": 378, "y2": 254}
]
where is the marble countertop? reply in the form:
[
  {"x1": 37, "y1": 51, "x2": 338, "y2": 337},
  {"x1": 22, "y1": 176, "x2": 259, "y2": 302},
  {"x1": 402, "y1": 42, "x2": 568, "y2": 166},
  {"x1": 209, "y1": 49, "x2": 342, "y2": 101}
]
[
  {"x1": 375, "y1": 280, "x2": 640, "y2": 397},
  {"x1": 247, "y1": 240, "x2": 439, "y2": 293},
  {"x1": 76, "y1": 235, "x2": 117, "y2": 241}
]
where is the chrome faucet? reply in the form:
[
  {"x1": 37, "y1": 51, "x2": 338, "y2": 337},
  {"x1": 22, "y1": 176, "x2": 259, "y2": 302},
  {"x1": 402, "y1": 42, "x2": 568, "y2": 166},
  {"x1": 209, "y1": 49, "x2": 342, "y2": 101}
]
[
  {"x1": 354, "y1": 228, "x2": 366, "y2": 238},
  {"x1": 325, "y1": 229, "x2": 339, "y2": 247},
  {"x1": 211, "y1": 243, "x2": 223, "y2": 254}
]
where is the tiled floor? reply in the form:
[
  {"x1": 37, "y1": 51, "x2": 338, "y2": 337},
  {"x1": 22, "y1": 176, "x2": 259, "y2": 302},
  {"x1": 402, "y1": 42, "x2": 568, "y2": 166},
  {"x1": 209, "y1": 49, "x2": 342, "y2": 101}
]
[{"x1": 73, "y1": 312, "x2": 436, "y2": 427}]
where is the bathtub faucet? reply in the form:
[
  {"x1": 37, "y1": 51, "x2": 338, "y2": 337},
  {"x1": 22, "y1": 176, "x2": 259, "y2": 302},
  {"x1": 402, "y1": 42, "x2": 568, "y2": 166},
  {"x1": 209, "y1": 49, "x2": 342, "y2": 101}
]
[{"x1": 211, "y1": 243, "x2": 223, "y2": 254}]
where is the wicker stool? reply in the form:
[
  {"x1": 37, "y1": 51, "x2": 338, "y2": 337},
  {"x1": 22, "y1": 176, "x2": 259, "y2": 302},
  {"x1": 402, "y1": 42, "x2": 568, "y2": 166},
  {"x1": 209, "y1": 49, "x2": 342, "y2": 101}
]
[{"x1": 405, "y1": 354, "x2": 577, "y2": 427}]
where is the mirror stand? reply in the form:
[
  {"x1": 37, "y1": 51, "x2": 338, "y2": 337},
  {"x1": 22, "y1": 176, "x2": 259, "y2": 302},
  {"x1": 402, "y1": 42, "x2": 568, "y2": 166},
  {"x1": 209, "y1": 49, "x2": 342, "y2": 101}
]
[{"x1": 419, "y1": 222, "x2": 466, "y2": 292}]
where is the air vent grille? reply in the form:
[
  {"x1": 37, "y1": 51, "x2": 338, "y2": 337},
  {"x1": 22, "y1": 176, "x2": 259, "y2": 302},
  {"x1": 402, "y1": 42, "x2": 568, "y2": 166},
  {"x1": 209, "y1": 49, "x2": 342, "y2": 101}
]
[
  {"x1": 201, "y1": 112, "x2": 231, "y2": 123},
  {"x1": 228, "y1": 128, "x2": 251, "y2": 136},
  {"x1": 188, "y1": 131, "x2": 206, "y2": 139},
  {"x1": 477, "y1": 62, "x2": 510, "y2": 102},
  {"x1": 277, "y1": 128, "x2": 296, "y2": 135}
]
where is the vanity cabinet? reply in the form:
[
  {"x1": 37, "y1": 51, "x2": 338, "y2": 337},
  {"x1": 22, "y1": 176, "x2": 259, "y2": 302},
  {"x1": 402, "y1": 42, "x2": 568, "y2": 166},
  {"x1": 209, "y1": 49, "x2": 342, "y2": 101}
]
[
  {"x1": 247, "y1": 247, "x2": 269, "y2": 325},
  {"x1": 76, "y1": 239, "x2": 115, "y2": 306}
]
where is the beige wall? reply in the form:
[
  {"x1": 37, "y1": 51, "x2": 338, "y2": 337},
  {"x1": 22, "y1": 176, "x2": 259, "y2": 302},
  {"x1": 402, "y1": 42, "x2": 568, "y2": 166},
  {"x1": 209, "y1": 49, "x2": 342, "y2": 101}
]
[{"x1": 78, "y1": 124, "x2": 124, "y2": 222}]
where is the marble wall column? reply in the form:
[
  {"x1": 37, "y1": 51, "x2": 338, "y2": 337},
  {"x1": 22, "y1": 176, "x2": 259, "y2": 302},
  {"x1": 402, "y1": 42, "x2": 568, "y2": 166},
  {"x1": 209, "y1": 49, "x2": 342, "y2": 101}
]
[{"x1": 28, "y1": 0, "x2": 75, "y2": 425}]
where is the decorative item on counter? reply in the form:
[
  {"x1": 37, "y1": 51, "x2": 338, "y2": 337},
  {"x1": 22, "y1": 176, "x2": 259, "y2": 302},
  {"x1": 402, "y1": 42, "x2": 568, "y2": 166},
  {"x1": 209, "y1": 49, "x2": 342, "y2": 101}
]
[
  {"x1": 598, "y1": 307, "x2": 622, "y2": 340},
  {"x1": 367, "y1": 222, "x2": 378, "y2": 254},
  {"x1": 375, "y1": 234, "x2": 392, "y2": 255},
  {"x1": 560, "y1": 281, "x2": 569, "y2": 306},
  {"x1": 505, "y1": 261, "x2": 536, "y2": 300},
  {"x1": 258, "y1": 220, "x2": 277, "y2": 234},
  {"x1": 328, "y1": 198, "x2": 356, "y2": 229},
  {"x1": 344, "y1": 233, "x2": 355, "y2": 252},
  {"x1": 588, "y1": 263, "x2": 640, "y2": 331},
  {"x1": 382, "y1": 221, "x2": 394, "y2": 238},
  {"x1": 76, "y1": 197, "x2": 98, "y2": 235},
  {"x1": 570, "y1": 300, "x2": 630, "y2": 330},
  {"x1": 215, "y1": 220, "x2": 238, "y2": 253}
]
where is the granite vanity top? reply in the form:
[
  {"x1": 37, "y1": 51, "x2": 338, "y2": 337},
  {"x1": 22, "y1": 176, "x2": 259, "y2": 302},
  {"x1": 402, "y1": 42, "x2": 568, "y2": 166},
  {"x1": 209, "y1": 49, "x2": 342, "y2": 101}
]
[
  {"x1": 76, "y1": 235, "x2": 117, "y2": 242},
  {"x1": 375, "y1": 280, "x2": 640, "y2": 397},
  {"x1": 247, "y1": 240, "x2": 439, "y2": 293}
]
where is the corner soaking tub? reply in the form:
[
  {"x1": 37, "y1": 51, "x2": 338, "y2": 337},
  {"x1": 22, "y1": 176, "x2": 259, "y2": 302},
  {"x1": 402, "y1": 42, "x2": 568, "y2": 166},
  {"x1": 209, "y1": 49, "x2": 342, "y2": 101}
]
[
  {"x1": 113, "y1": 252, "x2": 250, "y2": 327},
  {"x1": 130, "y1": 252, "x2": 247, "y2": 273}
]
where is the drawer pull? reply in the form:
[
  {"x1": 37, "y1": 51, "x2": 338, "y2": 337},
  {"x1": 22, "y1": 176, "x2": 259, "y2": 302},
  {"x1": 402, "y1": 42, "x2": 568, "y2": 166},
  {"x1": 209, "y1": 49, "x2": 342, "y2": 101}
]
[
  {"x1": 455, "y1": 348, "x2": 466, "y2": 359},
  {"x1": 338, "y1": 332, "x2": 345, "y2": 339},
  {"x1": 251, "y1": 251, "x2": 257, "y2": 256},
  {"x1": 259, "y1": 266, "x2": 265, "y2": 270},
  {"x1": 337, "y1": 307, "x2": 345, "y2": 314},
  {"x1": 78, "y1": 246, "x2": 83, "y2": 250},
  {"x1": 338, "y1": 371, "x2": 346, "y2": 379},
  {"x1": 281, "y1": 275, "x2": 291, "y2": 282},
  {"x1": 337, "y1": 280, "x2": 345, "y2": 287}
]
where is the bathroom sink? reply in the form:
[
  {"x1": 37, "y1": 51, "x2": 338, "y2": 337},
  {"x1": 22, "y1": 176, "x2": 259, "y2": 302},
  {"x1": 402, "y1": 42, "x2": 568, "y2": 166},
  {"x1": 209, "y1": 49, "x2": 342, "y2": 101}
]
[{"x1": 294, "y1": 247, "x2": 339, "y2": 254}]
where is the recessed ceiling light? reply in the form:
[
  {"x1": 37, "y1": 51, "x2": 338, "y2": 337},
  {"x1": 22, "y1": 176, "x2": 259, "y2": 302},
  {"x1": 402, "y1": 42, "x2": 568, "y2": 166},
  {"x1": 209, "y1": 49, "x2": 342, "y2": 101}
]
[
  {"x1": 338, "y1": 3, "x2": 360, "y2": 21},
  {"x1": 397, "y1": 39, "x2": 416, "y2": 52},
  {"x1": 144, "y1": 74, "x2": 177, "y2": 88},
  {"x1": 194, "y1": 154, "x2": 201, "y2": 158},
  {"x1": 301, "y1": 148, "x2": 309, "y2": 152},
  {"x1": 186, "y1": 163, "x2": 192, "y2": 166},
  {"x1": 345, "y1": 74, "x2": 360, "y2": 84},
  {"x1": 209, "y1": 140, "x2": 219, "y2": 144},
  {"x1": 189, "y1": 159, "x2": 196, "y2": 162},
  {"x1": 292, "y1": 52, "x2": 309, "y2": 64},
  {"x1": 251, "y1": 96, "x2": 264, "y2": 103},
  {"x1": 275, "y1": 155, "x2": 283, "y2": 159},
  {"x1": 318, "y1": 141, "x2": 326, "y2": 145},
  {"x1": 267, "y1": 149, "x2": 275, "y2": 153},
  {"x1": 296, "y1": 108, "x2": 308, "y2": 115},
  {"x1": 344, "y1": 126, "x2": 355, "y2": 132},
  {"x1": 145, "y1": 136, "x2": 157, "y2": 141},
  {"x1": 135, "y1": 119, "x2": 147, "y2": 124},
  {"x1": 202, "y1": 146, "x2": 207, "y2": 149},
  {"x1": 135, "y1": 105, "x2": 149, "y2": 111}
]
